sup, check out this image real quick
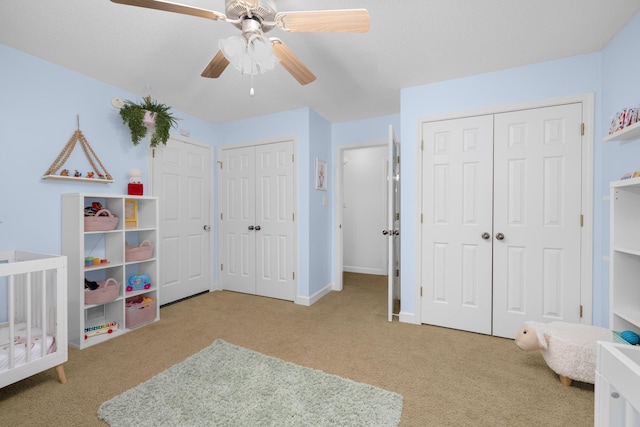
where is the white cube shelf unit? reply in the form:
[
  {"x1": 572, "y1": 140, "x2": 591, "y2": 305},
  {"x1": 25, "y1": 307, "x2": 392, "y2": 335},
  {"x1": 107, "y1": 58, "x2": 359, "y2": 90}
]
[
  {"x1": 62, "y1": 193, "x2": 160, "y2": 349},
  {"x1": 609, "y1": 178, "x2": 640, "y2": 337}
]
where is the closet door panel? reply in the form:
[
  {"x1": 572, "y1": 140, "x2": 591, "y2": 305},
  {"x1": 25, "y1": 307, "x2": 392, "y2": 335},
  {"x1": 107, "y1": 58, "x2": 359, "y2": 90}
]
[
  {"x1": 255, "y1": 141, "x2": 295, "y2": 301},
  {"x1": 421, "y1": 115, "x2": 494, "y2": 334},
  {"x1": 492, "y1": 103, "x2": 582, "y2": 338},
  {"x1": 220, "y1": 146, "x2": 256, "y2": 294}
]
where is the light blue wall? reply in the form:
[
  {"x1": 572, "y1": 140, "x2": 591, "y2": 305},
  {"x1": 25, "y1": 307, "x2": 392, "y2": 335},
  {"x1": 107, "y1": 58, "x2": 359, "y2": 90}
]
[
  {"x1": 599, "y1": 11, "x2": 640, "y2": 327},
  {"x1": 0, "y1": 44, "x2": 217, "y2": 256},
  {"x1": 308, "y1": 110, "x2": 332, "y2": 296}
]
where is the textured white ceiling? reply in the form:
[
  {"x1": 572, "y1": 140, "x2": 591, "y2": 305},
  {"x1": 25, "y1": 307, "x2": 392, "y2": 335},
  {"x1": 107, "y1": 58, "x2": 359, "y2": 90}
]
[{"x1": 1, "y1": 0, "x2": 639, "y2": 124}]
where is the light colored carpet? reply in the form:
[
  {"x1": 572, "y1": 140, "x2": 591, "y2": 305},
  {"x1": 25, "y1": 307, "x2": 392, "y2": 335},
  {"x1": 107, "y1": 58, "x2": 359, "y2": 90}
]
[{"x1": 97, "y1": 339, "x2": 403, "y2": 427}]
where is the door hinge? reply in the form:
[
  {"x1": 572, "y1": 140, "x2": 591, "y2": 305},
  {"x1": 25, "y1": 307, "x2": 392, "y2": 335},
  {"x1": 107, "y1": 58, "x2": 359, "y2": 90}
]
[
  {"x1": 218, "y1": 161, "x2": 223, "y2": 169},
  {"x1": 396, "y1": 155, "x2": 400, "y2": 164},
  {"x1": 580, "y1": 305, "x2": 583, "y2": 318},
  {"x1": 292, "y1": 154, "x2": 295, "y2": 162},
  {"x1": 580, "y1": 214, "x2": 583, "y2": 227},
  {"x1": 292, "y1": 213, "x2": 295, "y2": 221},
  {"x1": 421, "y1": 140, "x2": 424, "y2": 150},
  {"x1": 420, "y1": 287, "x2": 423, "y2": 297},
  {"x1": 152, "y1": 148, "x2": 156, "y2": 158},
  {"x1": 396, "y1": 212, "x2": 399, "y2": 221},
  {"x1": 292, "y1": 272, "x2": 296, "y2": 280},
  {"x1": 220, "y1": 263, "x2": 223, "y2": 271},
  {"x1": 220, "y1": 213, "x2": 223, "y2": 220},
  {"x1": 420, "y1": 213, "x2": 423, "y2": 223},
  {"x1": 396, "y1": 269, "x2": 399, "y2": 277},
  {"x1": 581, "y1": 123, "x2": 585, "y2": 136}
]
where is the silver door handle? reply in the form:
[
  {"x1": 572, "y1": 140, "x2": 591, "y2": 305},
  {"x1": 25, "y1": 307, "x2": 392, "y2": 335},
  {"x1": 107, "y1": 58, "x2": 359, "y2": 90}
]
[
  {"x1": 393, "y1": 229, "x2": 399, "y2": 236},
  {"x1": 255, "y1": 225, "x2": 261, "y2": 231},
  {"x1": 481, "y1": 232, "x2": 490, "y2": 240},
  {"x1": 248, "y1": 225, "x2": 254, "y2": 230},
  {"x1": 204, "y1": 225, "x2": 211, "y2": 231},
  {"x1": 382, "y1": 230, "x2": 389, "y2": 235},
  {"x1": 495, "y1": 233, "x2": 505, "y2": 241}
]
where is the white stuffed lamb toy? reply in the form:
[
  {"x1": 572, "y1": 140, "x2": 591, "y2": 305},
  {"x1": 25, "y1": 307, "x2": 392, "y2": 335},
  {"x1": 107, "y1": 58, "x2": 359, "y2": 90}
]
[{"x1": 515, "y1": 321, "x2": 612, "y2": 386}]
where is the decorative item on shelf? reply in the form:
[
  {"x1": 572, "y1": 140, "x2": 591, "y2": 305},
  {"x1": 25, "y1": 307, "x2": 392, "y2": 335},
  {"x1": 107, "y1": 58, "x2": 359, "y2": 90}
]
[
  {"x1": 125, "y1": 199, "x2": 138, "y2": 229},
  {"x1": 128, "y1": 168, "x2": 143, "y2": 195},
  {"x1": 125, "y1": 240, "x2": 154, "y2": 262},
  {"x1": 84, "y1": 278, "x2": 120, "y2": 305},
  {"x1": 42, "y1": 115, "x2": 113, "y2": 183},
  {"x1": 609, "y1": 107, "x2": 639, "y2": 135},
  {"x1": 126, "y1": 272, "x2": 152, "y2": 292},
  {"x1": 84, "y1": 322, "x2": 118, "y2": 340},
  {"x1": 117, "y1": 96, "x2": 179, "y2": 148}
]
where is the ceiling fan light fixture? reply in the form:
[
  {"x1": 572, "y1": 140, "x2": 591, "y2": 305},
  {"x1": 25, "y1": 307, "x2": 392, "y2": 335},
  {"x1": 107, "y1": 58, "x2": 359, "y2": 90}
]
[{"x1": 219, "y1": 32, "x2": 279, "y2": 76}]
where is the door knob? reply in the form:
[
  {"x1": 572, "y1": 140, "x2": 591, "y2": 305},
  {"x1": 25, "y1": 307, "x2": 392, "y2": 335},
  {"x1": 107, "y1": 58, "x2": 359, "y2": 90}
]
[
  {"x1": 203, "y1": 225, "x2": 211, "y2": 231},
  {"x1": 382, "y1": 230, "x2": 389, "y2": 235},
  {"x1": 255, "y1": 225, "x2": 261, "y2": 231},
  {"x1": 393, "y1": 229, "x2": 399, "y2": 236},
  {"x1": 481, "y1": 232, "x2": 490, "y2": 240},
  {"x1": 495, "y1": 233, "x2": 505, "y2": 240},
  {"x1": 248, "y1": 225, "x2": 254, "y2": 230}
]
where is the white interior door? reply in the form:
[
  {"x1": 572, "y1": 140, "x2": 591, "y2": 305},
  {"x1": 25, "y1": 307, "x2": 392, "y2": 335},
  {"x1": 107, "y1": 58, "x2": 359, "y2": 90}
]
[
  {"x1": 492, "y1": 103, "x2": 583, "y2": 338},
  {"x1": 219, "y1": 141, "x2": 296, "y2": 301},
  {"x1": 421, "y1": 115, "x2": 494, "y2": 334},
  {"x1": 387, "y1": 125, "x2": 401, "y2": 322},
  {"x1": 254, "y1": 142, "x2": 296, "y2": 300},
  {"x1": 151, "y1": 137, "x2": 212, "y2": 305},
  {"x1": 219, "y1": 146, "x2": 255, "y2": 295}
]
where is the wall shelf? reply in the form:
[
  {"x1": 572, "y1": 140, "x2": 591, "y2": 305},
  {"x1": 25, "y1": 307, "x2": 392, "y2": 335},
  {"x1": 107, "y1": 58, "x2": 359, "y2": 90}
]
[
  {"x1": 604, "y1": 121, "x2": 640, "y2": 142},
  {"x1": 42, "y1": 175, "x2": 113, "y2": 184}
]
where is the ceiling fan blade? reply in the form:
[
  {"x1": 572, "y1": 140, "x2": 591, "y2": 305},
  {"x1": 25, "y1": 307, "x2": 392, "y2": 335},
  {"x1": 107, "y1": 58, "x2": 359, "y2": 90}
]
[
  {"x1": 110, "y1": 0, "x2": 225, "y2": 21},
  {"x1": 270, "y1": 38, "x2": 316, "y2": 85},
  {"x1": 275, "y1": 9, "x2": 370, "y2": 33},
  {"x1": 201, "y1": 50, "x2": 230, "y2": 78}
]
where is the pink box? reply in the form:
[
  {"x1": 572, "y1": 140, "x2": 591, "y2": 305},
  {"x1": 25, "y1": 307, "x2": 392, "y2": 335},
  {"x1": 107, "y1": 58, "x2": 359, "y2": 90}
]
[{"x1": 125, "y1": 300, "x2": 155, "y2": 329}]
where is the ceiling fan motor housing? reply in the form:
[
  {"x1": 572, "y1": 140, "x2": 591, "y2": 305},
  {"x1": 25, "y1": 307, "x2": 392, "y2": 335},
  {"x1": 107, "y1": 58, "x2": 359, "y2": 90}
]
[{"x1": 226, "y1": 0, "x2": 278, "y2": 33}]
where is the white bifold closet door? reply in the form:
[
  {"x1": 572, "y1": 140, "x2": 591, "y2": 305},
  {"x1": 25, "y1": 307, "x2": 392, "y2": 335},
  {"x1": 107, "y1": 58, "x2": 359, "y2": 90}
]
[
  {"x1": 421, "y1": 103, "x2": 583, "y2": 338},
  {"x1": 219, "y1": 141, "x2": 296, "y2": 302}
]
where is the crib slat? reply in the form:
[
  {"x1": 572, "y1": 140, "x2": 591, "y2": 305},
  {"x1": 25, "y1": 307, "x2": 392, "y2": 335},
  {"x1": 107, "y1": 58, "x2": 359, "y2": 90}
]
[
  {"x1": 8, "y1": 275, "x2": 15, "y2": 370},
  {"x1": 25, "y1": 272, "x2": 32, "y2": 364}
]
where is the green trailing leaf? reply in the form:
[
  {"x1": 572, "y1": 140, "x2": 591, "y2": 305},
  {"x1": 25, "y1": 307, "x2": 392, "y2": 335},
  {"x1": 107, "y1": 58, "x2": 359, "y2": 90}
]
[{"x1": 118, "y1": 97, "x2": 179, "y2": 148}]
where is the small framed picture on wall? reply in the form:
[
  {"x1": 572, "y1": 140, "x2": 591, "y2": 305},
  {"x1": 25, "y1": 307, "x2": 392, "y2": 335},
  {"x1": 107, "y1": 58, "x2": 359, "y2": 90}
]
[{"x1": 315, "y1": 158, "x2": 327, "y2": 191}]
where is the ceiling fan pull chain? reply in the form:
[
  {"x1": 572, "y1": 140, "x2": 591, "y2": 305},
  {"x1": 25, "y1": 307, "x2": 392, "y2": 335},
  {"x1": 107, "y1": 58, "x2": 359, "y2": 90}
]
[{"x1": 250, "y1": 73, "x2": 255, "y2": 97}]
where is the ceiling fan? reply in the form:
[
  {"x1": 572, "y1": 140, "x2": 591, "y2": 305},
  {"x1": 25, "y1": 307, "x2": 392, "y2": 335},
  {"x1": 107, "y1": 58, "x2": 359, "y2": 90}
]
[{"x1": 110, "y1": 0, "x2": 370, "y2": 85}]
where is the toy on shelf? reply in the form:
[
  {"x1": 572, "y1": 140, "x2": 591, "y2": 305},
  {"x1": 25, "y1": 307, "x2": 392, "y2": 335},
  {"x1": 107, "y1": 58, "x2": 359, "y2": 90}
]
[
  {"x1": 126, "y1": 272, "x2": 152, "y2": 292},
  {"x1": 128, "y1": 168, "x2": 144, "y2": 195},
  {"x1": 620, "y1": 330, "x2": 640, "y2": 345},
  {"x1": 84, "y1": 322, "x2": 118, "y2": 340},
  {"x1": 515, "y1": 321, "x2": 614, "y2": 386}
]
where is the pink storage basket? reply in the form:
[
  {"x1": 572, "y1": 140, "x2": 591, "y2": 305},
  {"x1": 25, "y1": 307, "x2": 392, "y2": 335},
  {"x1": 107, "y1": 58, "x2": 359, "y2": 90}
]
[
  {"x1": 84, "y1": 278, "x2": 120, "y2": 305},
  {"x1": 125, "y1": 299, "x2": 155, "y2": 328},
  {"x1": 125, "y1": 240, "x2": 154, "y2": 262},
  {"x1": 84, "y1": 209, "x2": 118, "y2": 232}
]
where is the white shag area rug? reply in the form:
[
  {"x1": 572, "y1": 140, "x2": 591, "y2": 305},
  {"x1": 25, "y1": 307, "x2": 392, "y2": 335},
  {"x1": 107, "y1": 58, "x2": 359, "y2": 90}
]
[{"x1": 98, "y1": 339, "x2": 403, "y2": 427}]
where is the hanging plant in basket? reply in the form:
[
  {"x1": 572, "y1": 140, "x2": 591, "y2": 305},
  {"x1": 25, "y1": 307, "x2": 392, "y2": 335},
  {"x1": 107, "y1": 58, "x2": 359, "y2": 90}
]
[{"x1": 118, "y1": 97, "x2": 179, "y2": 148}]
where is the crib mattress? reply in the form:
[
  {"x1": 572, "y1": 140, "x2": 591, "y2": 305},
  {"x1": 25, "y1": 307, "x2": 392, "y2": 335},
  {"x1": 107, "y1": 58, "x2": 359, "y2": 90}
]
[{"x1": 0, "y1": 323, "x2": 56, "y2": 372}]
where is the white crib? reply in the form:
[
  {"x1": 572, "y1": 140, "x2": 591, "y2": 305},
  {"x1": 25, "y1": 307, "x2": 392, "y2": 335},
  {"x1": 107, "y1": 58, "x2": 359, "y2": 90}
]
[{"x1": 0, "y1": 250, "x2": 67, "y2": 388}]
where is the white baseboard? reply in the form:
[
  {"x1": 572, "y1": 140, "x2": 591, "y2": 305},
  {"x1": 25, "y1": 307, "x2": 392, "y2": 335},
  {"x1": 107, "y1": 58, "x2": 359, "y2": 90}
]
[
  {"x1": 399, "y1": 310, "x2": 420, "y2": 325},
  {"x1": 296, "y1": 282, "x2": 333, "y2": 306},
  {"x1": 343, "y1": 266, "x2": 385, "y2": 275}
]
